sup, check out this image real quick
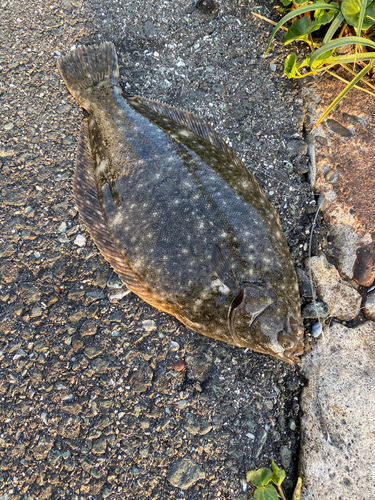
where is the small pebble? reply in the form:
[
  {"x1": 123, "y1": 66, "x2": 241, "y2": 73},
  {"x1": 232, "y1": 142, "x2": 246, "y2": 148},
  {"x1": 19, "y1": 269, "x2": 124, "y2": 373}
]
[
  {"x1": 170, "y1": 340, "x2": 179, "y2": 351},
  {"x1": 109, "y1": 290, "x2": 131, "y2": 301},
  {"x1": 175, "y1": 399, "x2": 188, "y2": 409},
  {"x1": 173, "y1": 360, "x2": 185, "y2": 372},
  {"x1": 269, "y1": 63, "x2": 277, "y2": 72},
  {"x1": 142, "y1": 320, "x2": 157, "y2": 332},
  {"x1": 58, "y1": 222, "x2": 67, "y2": 233},
  {"x1": 311, "y1": 322, "x2": 323, "y2": 338},
  {"x1": 302, "y1": 301, "x2": 329, "y2": 319},
  {"x1": 74, "y1": 234, "x2": 86, "y2": 247},
  {"x1": 289, "y1": 418, "x2": 296, "y2": 431}
]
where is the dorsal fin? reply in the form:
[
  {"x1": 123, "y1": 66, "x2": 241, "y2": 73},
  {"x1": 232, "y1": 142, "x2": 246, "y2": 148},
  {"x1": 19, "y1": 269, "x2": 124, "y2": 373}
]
[
  {"x1": 131, "y1": 96, "x2": 250, "y2": 177},
  {"x1": 73, "y1": 119, "x2": 176, "y2": 314}
]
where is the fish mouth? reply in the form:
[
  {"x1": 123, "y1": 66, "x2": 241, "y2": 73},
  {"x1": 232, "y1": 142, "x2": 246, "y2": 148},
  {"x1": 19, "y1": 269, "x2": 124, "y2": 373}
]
[{"x1": 283, "y1": 344, "x2": 304, "y2": 364}]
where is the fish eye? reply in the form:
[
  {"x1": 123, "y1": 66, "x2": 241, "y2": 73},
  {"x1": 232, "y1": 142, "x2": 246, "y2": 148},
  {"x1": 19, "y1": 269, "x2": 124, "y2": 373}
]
[
  {"x1": 277, "y1": 331, "x2": 295, "y2": 350},
  {"x1": 281, "y1": 340, "x2": 294, "y2": 350}
]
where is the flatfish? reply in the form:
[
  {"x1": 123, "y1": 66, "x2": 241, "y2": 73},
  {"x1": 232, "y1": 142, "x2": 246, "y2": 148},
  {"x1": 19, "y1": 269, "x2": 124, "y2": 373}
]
[{"x1": 57, "y1": 42, "x2": 304, "y2": 363}]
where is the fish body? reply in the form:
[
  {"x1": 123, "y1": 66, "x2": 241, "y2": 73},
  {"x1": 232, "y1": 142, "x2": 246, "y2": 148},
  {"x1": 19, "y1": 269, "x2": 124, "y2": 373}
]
[{"x1": 57, "y1": 43, "x2": 304, "y2": 363}]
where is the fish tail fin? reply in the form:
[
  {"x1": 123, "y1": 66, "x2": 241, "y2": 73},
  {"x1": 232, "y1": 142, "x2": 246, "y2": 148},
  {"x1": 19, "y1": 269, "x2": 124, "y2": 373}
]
[{"x1": 57, "y1": 42, "x2": 119, "y2": 108}]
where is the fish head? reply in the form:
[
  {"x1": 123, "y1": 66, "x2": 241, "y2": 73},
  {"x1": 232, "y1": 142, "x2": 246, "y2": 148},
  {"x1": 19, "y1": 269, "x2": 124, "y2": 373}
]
[{"x1": 228, "y1": 284, "x2": 304, "y2": 364}]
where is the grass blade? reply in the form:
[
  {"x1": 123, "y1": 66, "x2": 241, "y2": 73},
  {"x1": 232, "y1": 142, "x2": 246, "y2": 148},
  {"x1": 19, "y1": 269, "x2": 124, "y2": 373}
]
[
  {"x1": 326, "y1": 69, "x2": 375, "y2": 96},
  {"x1": 357, "y1": 0, "x2": 368, "y2": 35},
  {"x1": 309, "y1": 35, "x2": 375, "y2": 67},
  {"x1": 265, "y1": 3, "x2": 340, "y2": 55},
  {"x1": 250, "y1": 11, "x2": 288, "y2": 30},
  {"x1": 342, "y1": 62, "x2": 375, "y2": 91},
  {"x1": 315, "y1": 61, "x2": 375, "y2": 126},
  {"x1": 322, "y1": 13, "x2": 344, "y2": 44},
  {"x1": 323, "y1": 51, "x2": 375, "y2": 64}
]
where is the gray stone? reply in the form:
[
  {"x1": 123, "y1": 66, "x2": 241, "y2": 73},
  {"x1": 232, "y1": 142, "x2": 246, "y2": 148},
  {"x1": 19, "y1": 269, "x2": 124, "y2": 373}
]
[
  {"x1": 84, "y1": 345, "x2": 103, "y2": 359},
  {"x1": 128, "y1": 356, "x2": 153, "y2": 392},
  {"x1": 33, "y1": 435, "x2": 54, "y2": 460},
  {"x1": 280, "y1": 445, "x2": 292, "y2": 470},
  {"x1": 296, "y1": 267, "x2": 315, "y2": 298},
  {"x1": 363, "y1": 291, "x2": 375, "y2": 321},
  {"x1": 142, "y1": 319, "x2": 157, "y2": 332},
  {"x1": 306, "y1": 255, "x2": 362, "y2": 321},
  {"x1": 80, "y1": 319, "x2": 97, "y2": 337},
  {"x1": 212, "y1": 84, "x2": 224, "y2": 93},
  {"x1": 311, "y1": 322, "x2": 323, "y2": 338},
  {"x1": 183, "y1": 413, "x2": 212, "y2": 435},
  {"x1": 167, "y1": 456, "x2": 205, "y2": 490},
  {"x1": 57, "y1": 415, "x2": 81, "y2": 438},
  {"x1": 143, "y1": 19, "x2": 156, "y2": 37},
  {"x1": 326, "y1": 119, "x2": 352, "y2": 137},
  {"x1": 300, "y1": 322, "x2": 375, "y2": 500},
  {"x1": 91, "y1": 437, "x2": 107, "y2": 454},
  {"x1": 30, "y1": 306, "x2": 42, "y2": 318},
  {"x1": 302, "y1": 301, "x2": 329, "y2": 319}
]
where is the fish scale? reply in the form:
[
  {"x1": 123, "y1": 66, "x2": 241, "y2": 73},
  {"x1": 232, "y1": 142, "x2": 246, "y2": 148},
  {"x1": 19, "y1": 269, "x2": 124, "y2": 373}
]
[{"x1": 57, "y1": 42, "x2": 304, "y2": 363}]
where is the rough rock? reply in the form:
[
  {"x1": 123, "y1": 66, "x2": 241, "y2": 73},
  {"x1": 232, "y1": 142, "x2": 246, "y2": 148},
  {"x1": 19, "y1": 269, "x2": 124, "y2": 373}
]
[
  {"x1": 304, "y1": 73, "x2": 375, "y2": 286},
  {"x1": 363, "y1": 291, "x2": 375, "y2": 321},
  {"x1": 167, "y1": 456, "x2": 206, "y2": 490},
  {"x1": 300, "y1": 322, "x2": 375, "y2": 500},
  {"x1": 306, "y1": 255, "x2": 362, "y2": 321},
  {"x1": 33, "y1": 435, "x2": 55, "y2": 460}
]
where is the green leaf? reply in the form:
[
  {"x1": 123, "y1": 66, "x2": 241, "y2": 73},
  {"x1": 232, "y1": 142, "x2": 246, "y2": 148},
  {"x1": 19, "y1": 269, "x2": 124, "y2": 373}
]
[
  {"x1": 294, "y1": 0, "x2": 310, "y2": 5},
  {"x1": 246, "y1": 468, "x2": 273, "y2": 487},
  {"x1": 341, "y1": 0, "x2": 375, "y2": 30},
  {"x1": 309, "y1": 35, "x2": 375, "y2": 68},
  {"x1": 284, "y1": 53, "x2": 298, "y2": 76},
  {"x1": 314, "y1": 2, "x2": 339, "y2": 24},
  {"x1": 284, "y1": 54, "x2": 311, "y2": 78},
  {"x1": 265, "y1": 2, "x2": 340, "y2": 55},
  {"x1": 270, "y1": 460, "x2": 286, "y2": 486},
  {"x1": 284, "y1": 16, "x2": 321, "y2": 45},
  {"x1": 314, "y1": 10, "x2": 335, "y2": 24},
  {"x1": 254, "y1": 484, "x2": 279, "y2": 500},
  {"x1": 280, "y1": 0, "x2": 292, "y2": 5}
]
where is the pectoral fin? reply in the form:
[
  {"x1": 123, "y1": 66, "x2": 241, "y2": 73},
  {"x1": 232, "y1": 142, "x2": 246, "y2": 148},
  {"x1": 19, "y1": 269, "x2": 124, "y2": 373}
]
[{"x1": 212, "y1": 243, "x2": 237, "y2": 291}]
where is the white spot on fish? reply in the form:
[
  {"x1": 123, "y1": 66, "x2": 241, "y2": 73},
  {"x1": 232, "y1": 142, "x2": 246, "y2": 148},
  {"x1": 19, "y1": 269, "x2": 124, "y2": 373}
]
[{"x1": 211, "y1": 279, "x2": 231, "y2": 294}]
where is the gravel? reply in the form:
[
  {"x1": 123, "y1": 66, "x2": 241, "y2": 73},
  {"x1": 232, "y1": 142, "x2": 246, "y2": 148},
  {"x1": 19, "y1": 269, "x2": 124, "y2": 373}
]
[{"x1": 0, "y1": 0, "x2": 326, "y2": 498}]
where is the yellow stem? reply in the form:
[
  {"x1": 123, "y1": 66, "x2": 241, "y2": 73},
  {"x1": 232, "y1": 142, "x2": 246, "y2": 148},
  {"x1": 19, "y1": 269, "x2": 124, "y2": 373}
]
[
  {"x1": 342, "y1": 63, "x2": 375, "y2": 91},
  {"x1": 250, "y1": 11, "x2": 288, "y2": 30},
  {"x1": 326, "y1": 69, "x2": 375, "y2": 97},
  {"x1": 277, "y1": 484, "x2": 287, "y2": 500}
]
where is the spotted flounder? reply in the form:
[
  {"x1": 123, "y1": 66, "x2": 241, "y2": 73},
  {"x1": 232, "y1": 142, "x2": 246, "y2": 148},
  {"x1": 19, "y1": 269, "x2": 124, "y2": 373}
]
[{"x1": 57, "y1": 43, "x2": 304, "y2": 364}]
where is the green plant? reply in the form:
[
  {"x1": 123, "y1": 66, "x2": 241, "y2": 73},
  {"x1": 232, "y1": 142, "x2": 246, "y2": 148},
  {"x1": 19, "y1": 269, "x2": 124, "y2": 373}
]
[
  {"x1": 246, "y1": 460, "x2": 302, "y2": 500},
  {"x1": 264, "y1": 0, "x2": 375, "y2": 125}
]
